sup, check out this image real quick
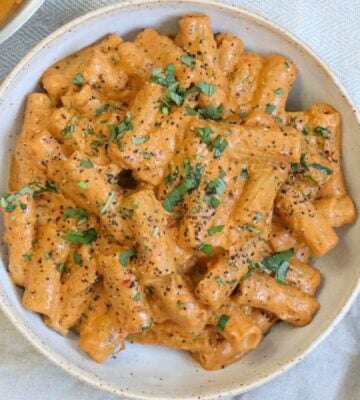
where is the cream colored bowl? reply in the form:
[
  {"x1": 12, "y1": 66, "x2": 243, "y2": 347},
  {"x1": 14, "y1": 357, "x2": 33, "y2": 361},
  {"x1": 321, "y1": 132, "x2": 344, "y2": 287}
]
[
  {"x1": 0, "y1": 0, "x2": 44, "y2": 45},
  {"x1": 0, "y1": 1, "x2": 359, "y2": 398}
]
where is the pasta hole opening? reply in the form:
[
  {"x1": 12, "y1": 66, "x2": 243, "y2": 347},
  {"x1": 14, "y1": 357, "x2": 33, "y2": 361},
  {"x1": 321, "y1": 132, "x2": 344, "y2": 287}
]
[{"x1": 116, "y1": 169, "x2": 138, "y2": 190}]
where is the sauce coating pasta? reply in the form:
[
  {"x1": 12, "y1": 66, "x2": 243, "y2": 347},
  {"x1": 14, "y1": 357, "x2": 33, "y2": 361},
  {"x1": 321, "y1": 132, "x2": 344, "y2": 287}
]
[{"x1": 1, "y1": 14, "x2": 356, "y2": 370}]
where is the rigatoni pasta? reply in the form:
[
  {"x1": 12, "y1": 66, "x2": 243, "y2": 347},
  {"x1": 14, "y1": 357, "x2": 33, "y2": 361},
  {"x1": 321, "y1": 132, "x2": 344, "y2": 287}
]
[{"x1": 0, "y1": 14, "x2": 355, "y2": 371}]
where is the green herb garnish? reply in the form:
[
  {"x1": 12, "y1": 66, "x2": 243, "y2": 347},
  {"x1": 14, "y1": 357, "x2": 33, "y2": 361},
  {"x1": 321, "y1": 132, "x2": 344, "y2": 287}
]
[
  {"x1": 314, "y1": 126, "x2": 331, "y2": 138},
  {"x1": 72, "y1": 73, "x2": 85, "y2": 86},
  {"x1": 80, "y1": 159, "x2": 93, "y2": 168},
  {"x1": 64, "y1": 207, "x2": 89, "y2": 225},
  {"x1": 180, "y1": 54, "x2": 196, "y2": 68},
  {"x1": 199, "y1": 243, "x2": 213, "y2": 255},
  {"x1": 208, "y1": 225, "x2": 224, "y2": 236},
  {"x1": 60, "y1": 123, "x2": 75, "y2": 139},
  {"x1": 119, "y1": 248, "x2": 137, "y2": 266},
  {"x1": 62, "y1": 228, "x2": 97, "y2": 244},
  {"x1": 263, "y1": 248, "x2": 294, "y2": 284},
  {"x1": 311, "y1": 163, "x2": 333, "y2": 176},
  {"x1": 265, "y1": 103, "x2": 276, "y2": 115},
  {"x1": 73, "y1": 252, "x2": 82, "y2": 265},
  {"x1": 216, "y1": 314, "x2": 230, "y2": 331},
  {"x1": 22, "y1": 253, "x2": 33, "y2": 262}
]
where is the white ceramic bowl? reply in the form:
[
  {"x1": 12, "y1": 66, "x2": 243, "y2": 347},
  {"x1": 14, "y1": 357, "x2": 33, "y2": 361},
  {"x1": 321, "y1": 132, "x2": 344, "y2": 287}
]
[
  {"x1": 0, "y1": 1, "x2": 359, "y2": 398},
  {"x1": 0, "y1": 0, "x2": 44, "y2": 45}
]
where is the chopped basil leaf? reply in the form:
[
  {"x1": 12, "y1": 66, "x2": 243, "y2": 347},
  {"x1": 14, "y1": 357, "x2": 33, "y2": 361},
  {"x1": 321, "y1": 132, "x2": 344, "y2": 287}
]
[
  {"x1": 212, "y1": 135, "x2": 228, "y2": 158},
  {"x1": 199, "y1": 243, "x2": 213, "y2": 255},
  {"x1": 80, "y1": 159, "x2": 93, "y2": 168},
  {"x1": 265, "y1": 103, "x2": 276, "y2": 115},
  {"x1": 105, "y1": 112, "x2": 133, "y2": 149},
  {"x1": 100, "y1": 191, "x2": 116, "y2": 214},
  {"x1": 131, "y1": 199, "x2": 140, "y2": 209},
  {"x1": 72, "y1": 73, "x2": 85, "y2": 86},
  {"x1": 291, "y1": 153, "x2": 309, "y2": 173},
  {"x1": 243, "y1": 224, "x2": 262, "y2": 234},
  {"x1": 274, "y1": 88, "x2": 284, "y2": 96},
  {"x1": 302, "y1": 125, "x2": 311, "y2": 135},
  {"x1": 62, "y1": 228, "x2": 97, "y2": 244},
  {"x1": 77, "y1": 181, "x2": 88, "y2": 190},
  {"x1": 64, "y1": 207, "x2": 89, "y2": 225},
  {"x1": 196, "y1": 81, "x2": 215, "y2": 97},
  {"x1": 22, "y1": 253, "x2": 33, "y2": 262},
  {"x1": 60, "y1": 123, "x2": 75, "y2": 139},
  {"x1": 152, "y1": 226, "x2": 159, "y2": 237},
  {"x1": 206, "y1": 171, "x2": 226, "y2": 196},
  {"x1": 203, "y1": 194, "x2": 220, "y2": 209},
  {"x1": 180, "y1": 54, "x2": 196, "y2": 68},
  {"x1": 0, "y1": 182, "x2": 57, "y2": 213},
  {"x1": 198, "y1": 104, "x2": 224, "y2": 120},
  {"x1": 311, "y1": 162, "x2": 333, "y2": 175},
  {"x1": 314, "y1": 126, "x2": 331, "y2": 138},
  {"x1": 119, "y1": 248, "x2": 137, "y2": 266},
  {"x1": 196, "y1": 126, "x2": 213, "y2": 145},
  {"x1": 216, "y1": 314, "x2": 230, "y2": 331},
  {"x1": 163, "y1": 161, "x2": 204, "y2": 211},
  {"x1": 73, "y1": 252, "x2": 82, "y2": 265},
  {"x1": 253, "y1": 212, "x2": 264, "y2": 223},
  {"x1": 57, "y1": 263, "x2": 67, "y2": 273},
  {"x1": 132, "y1": 135, "x2": 149, "y2": 145},
  {"x1": 289, "y1": 117, "x2": 297, "y2": 127},
  {"x1": 263, "y1": 248, "x2": 294, "y2": 284},
  {"x1": 215, "y1": 276, "x2": 224, "y2": 287},
  {"x1": 186, "y1": 106, "x2": 198, "y2": 116},
  {"x1": 95, "y1": 103, "x2": 118, "y2": 116},
  {"x1": 164, "y1": 166, "x2": 179, "y2": 186},
  {"x1": 143, "y1": 152, "x2": 152, "y2": 159},
  {"x1": 240, "y1": 168, "x2": 249, "y2": 180},
  {"x1": 132, "y1": 292, "x2": 141, "y2": 302},
  {"x1": 208, "y1": 225, "x2": 224, "y2": 236},
  {"x1": 284, "y1": 61, "x2": 290, "y2": 69}
]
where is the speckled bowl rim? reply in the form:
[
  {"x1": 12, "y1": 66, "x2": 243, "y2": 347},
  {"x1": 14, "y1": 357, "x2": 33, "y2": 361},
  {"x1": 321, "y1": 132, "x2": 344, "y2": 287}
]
[
  {"x1": 0, "y1": 0, "x2": 44, "y2": 45},
  {"x1": 0, "y1": 0, "x2": 359, "y2": 399}
]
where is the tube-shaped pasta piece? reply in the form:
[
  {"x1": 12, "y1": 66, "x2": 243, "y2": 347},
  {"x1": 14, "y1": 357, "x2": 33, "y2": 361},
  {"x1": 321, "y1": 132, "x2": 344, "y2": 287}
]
[
  {"x1": 10, "y1": 93, "x2": 51, "y2": 191},
  {"x1": 129, "y1": 321, "x2": 214, "y2": 352},
  {"x1": 241, "y1": 305, "x2": 277, "y2": 334},
  {"x1": 79, "y1": 284, "x2": 127, "y2": 363},
  {"x1": 270, "y1": 218, "x2": 310, "y2": 263},
  {"x1": 307, "y1": 103, "x2": 346, "y2": 198},
  {"x1": 135, "y1": 29, "x2": 197, "y2": 87},
  {"x1": 195, "y1": 238, "x2": 267, "y2": 310},
  {"x1": 42, "y1": 34, "x2": 127, "y2": 103},
  {"x1": 228, "y1": 124, "x2": 301, "y2": 163},
  {"x1": 50, "y1": 245, "x2": 98, "y2": 334},
  {"x1": 150, "y1": 274, "x2": 209, "y2": 332},
  {"x1": 314, "y1": 195, "x2": 356, "y2": 227},
  {"x1": 228, "y1": 52, "x2": 264, "y2": 115},
  {"x1": 276, "y1": 184, "x2": 338, "y2": 256},
  {"x1": 47, "y1": 151, "x2": 130, "y2": 244},
  {"x1": 22, "y1": 193, "x2": 76, "y2": 319},
  {"x1": 235, "y1": 272, "x2": 319, "y2": 326},
  {"x1": 192, "y1": 305, "x2": 262, "y2": 370},
  {"x1": 175, "y1": 14, "x2": 227, "y2": 109},
  {"x1": 108, "y1": 83, "x2": 179, "y2": 185},
  {"x1": 123, "y1": 189, "x2": 176, "y2": 282},
  {"x1": 214, "y1": 33, "x2": 244, "y2": 76},
  {"x1": 227, "y1": 163, "x2": 288, "y2": 246},
  {"x1": 247, "y1": 55, "x2": 298, "y2": 125},
  {"x1": 98, "y1": 253, "x2": 152, "y2": 333},
  {"x1": 286, "y1": 259, "x2": 321, "y2": 295},
  {"x1": 117, "y1": 41, "x2": 153, "y2": 85},
  {"x1": 3, "y1": 194, "x2": 35, "y2": 286}
]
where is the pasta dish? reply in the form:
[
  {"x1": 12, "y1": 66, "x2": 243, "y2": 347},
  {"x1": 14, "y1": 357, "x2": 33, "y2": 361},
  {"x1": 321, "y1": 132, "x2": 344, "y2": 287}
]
[{"x1": 1, "y1": 14, "x2": 356, "y2": 370}]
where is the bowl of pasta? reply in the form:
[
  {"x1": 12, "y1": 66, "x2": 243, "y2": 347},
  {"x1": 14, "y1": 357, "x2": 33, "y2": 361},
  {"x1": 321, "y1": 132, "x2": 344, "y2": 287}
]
[{"x1": 0, "y1": 0, "x2": 359, "y2": 398}]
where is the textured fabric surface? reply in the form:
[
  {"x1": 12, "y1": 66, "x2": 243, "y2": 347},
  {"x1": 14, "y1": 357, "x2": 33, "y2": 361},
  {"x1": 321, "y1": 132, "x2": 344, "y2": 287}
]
[{"x1": 0, "y1": 1, "x2": 359, "y2": 399}]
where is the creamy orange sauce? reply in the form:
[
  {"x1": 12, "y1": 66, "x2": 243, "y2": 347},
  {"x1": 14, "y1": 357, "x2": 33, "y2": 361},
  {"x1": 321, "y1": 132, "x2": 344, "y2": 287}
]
[
  {"x1": 1, "y1": 14, "x2": 356, "y2": 370},
  {"x1": 0, "y1": 0, "x2": 23, "y2": 26}
]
